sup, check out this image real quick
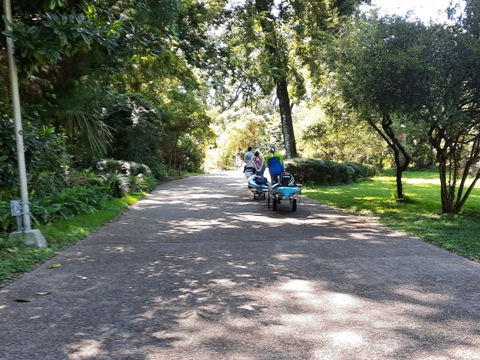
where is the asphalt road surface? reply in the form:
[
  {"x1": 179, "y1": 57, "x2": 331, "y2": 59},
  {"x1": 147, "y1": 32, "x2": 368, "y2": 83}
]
[{"x1": 1, "y1": 170, "x2": 479, "y2": 359}]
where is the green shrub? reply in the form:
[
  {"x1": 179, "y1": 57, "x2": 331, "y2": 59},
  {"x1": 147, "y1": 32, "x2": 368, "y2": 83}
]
[
  {"x1": 97, "y1": 159, "x2": 153, "y2": 177},
  {"x1": 99, "y1": 172, "x2": 129, "y2": 198},
  {"x1": 286, "y1": 157, "x2": 377, "y2": 185},
  {"x1": 32, "y1": 172, "x2": 69, "y2": 198},
  {"x1": 129, "y1": 173, "x2": 158, "y2": 193},
  {"x1": 100, "y1": 93, "x2": 168, "y2": 179},
  {"x1": 0, "y1": 200, "x2": 14, "y2": 234},
  {"x1": 97, "y1": 159, "x2": 129, "y2": 175},
  {"x1": 30, "y1": 185, "x2": 112, "y2": 224},
  {"x1": 96, "y1": 159, "x2": 158, "y2": 195},
  {"x1": 129, "y1": 162, "x2": 152, "y2": 176},
  {"x1": 1, "y1": 118, "x2": 70, "y2": 200}
]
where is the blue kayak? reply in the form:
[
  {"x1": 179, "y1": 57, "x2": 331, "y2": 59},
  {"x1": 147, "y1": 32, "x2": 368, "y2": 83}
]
[
  {"x1": 247, "y1": 174, "x2": 270, "y2": 199},
  {"x1": 268, "y1": 183, "x2": 302, "y2": 212}
]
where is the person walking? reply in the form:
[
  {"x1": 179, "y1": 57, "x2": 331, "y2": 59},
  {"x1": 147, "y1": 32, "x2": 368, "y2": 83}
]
[
  {"x1": 243, "y1": 146, "x2": 255, "y2": 177},
  {"x1": 235, "y1": 153, "x2": 243, "y2": 171},
  {"x1": 265, "y1": 146, "x2": 284, "y2": 184},
  {"x1": 252, "y1": 148, "x2": 265, "y2": 175}
]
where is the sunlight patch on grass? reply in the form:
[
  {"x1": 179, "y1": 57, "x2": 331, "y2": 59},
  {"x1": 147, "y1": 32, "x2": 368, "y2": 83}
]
[
  {"x1": 357, "y1": 196, "x2": 385, "y2": 201},
  {"x1": 372, "y1": 176, "x2": 394, "y2": 182}
]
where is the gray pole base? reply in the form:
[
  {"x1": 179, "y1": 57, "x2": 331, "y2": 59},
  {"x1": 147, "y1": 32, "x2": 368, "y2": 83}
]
[{"x1": 9, "y1": 229, "x2": 47, "y2": 248}]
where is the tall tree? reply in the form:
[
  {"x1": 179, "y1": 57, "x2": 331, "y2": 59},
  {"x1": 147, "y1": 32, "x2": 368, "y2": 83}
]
[
  {"x1": 325, "y1": 15, "x2": 428, "y2": 198},
  {"x1": 253, "y1": 0, "x2": 297, "y2": 158},
  {"x1": 327, "y1": 11, "x2": 480, "y2": 212},
  {"x1": 210, "y1": 0, "x2": 366, "y2": 159},
  {"x1": 1, "y1": 0, "x2": 209, "y2": 161},
  {"x1": 420, "y1": 22, "x2": 480, "y2": 213},
  {"x1": 1, "y1": 0, "x2": 158, "y2": 156}
]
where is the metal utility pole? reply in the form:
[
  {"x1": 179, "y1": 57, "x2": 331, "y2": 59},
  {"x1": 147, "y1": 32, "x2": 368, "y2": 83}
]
[{"x1": 4, "y1": 0, "x2": 46, "y2": 247}]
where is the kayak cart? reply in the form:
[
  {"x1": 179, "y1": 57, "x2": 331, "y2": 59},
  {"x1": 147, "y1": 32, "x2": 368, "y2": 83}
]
[
  {"x1": 247, "y1": 173, "x2": 269, "y2": 199},
  {"x1": 267, "y1": 172, "x2": 302, "y2": 211}
]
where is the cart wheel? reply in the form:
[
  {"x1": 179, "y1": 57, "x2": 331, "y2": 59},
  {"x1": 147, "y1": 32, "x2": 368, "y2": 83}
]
[
  {"x1": 273, "y1": 198, "x2": 277, "y2": 211},
  {"x1": 292, "y1": 198, "x2": 297, "y2": 212}
]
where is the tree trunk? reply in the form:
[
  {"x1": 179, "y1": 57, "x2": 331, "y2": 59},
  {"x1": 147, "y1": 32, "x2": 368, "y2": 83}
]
[
  {"x1": 393, "y1": 147, "x2": 404, "y2": 199},
  {"x1": 437, "y1": 159, "x2": 454, "y2": 213},
  {"x1": 429, "y1": 127, "x2": 458, "y2": 213},
  {"x1": 382, "y1": 115, "x2": 411, "y2": 199},
  {"x1": 368, "y1": 115, "x2": 411, "y2": 199},
  {"x1": 454, "y1": 137, "x2": 480, "y2": 212},
  {"x1": 255, "y1": 0, "x2": 297, "y2": 159},
  {"x1": 276, "y1": 79, "x2": 297, "y2": 159}
]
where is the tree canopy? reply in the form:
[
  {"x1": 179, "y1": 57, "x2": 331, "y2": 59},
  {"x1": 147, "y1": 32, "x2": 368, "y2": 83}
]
[
  {"x1": 3, "y1": 0, "x2": 480, "y2": 215},
  {"x1": 324, "y1": 8, "x2": 480, "y2": 212}
]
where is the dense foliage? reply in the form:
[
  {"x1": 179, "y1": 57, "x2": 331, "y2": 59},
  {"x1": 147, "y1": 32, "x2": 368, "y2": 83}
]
[
  {"x1": 324, "y1": 9, "x2": 480, "y2": 212},
  {"x1": 1, "y1": 156, "x2": 157, "y2": 234},
  {"x1": 286, "y1": 158, "x2": 377, "y2": 185},
  {"x1": 0, "y1": 0, "x2": 213, "y2": 237}
]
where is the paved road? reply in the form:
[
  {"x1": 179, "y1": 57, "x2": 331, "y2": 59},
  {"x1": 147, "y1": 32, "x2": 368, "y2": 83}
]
[{"x1": 1, "y1": 171, "x2": 479, "y2": 360}]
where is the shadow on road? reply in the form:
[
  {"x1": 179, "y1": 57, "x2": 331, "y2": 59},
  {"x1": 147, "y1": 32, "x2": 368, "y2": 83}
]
[{"x1": 1, "y1": 171, "x2": 479, "y2": 359}]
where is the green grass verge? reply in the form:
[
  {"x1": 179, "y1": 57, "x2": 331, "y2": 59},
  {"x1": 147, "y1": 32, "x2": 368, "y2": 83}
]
[
  {"x1": 303, "y1": 170, "x2": 480, "y2": 262},
  {"x1": 0, "y1": 194, "x2": 145, "y2": 287}
]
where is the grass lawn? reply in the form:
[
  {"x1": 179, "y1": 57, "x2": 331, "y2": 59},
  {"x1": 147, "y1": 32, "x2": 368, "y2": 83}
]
[{"x1": 303, "y1": 170, "x2": 480, "y2": 262}]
